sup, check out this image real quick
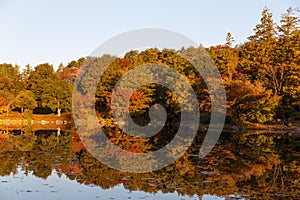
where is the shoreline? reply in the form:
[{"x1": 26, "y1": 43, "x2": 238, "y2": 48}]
[{"x1": 0, "y1": 113, "x2": 299, "y2": 133}]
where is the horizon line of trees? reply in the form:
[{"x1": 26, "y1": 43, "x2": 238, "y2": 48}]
[{"x1": 0, "y1": 7, "x2": 299, "y2": 125}]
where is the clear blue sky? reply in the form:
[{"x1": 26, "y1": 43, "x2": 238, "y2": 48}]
[{"x1": 0, "y1": 0, "x2": 299, "y2": 70}]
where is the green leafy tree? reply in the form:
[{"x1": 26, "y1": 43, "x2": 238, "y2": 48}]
[
  {"x1": 28, "y1": 63, "x2": 72, "y2": 115},
  {"x1": 13, "y1": 90, "x2": 37, "y2": 113},
  {"x1": 0, "y1": 63, "x2": 23, "y2": 95},
  {"x1": 28, "y1": 63, "x2": 58, "y2": 103},
  {"x1": 41, "y1": 79, "x2": 72, "y2": 116},
  {"x1": 0, "y1": 63, "x2": 23, "y2": 114}
]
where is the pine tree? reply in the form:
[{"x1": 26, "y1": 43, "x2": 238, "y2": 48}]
[
  {"x1": 240, "y1": 7, "x2": 280, "y2": 93},
  {"x1": 276, "y1": 8, "x2": 300, "y2": 118},
  {"x1": 225, "y1": 32, "x2": 235, "y2": 47},
  {"x1": 249, "y1": 7, "x2": 277, "y2": 41},
  {"x1": 209, "y1": 33, "x2": 238, "y2": 82}
]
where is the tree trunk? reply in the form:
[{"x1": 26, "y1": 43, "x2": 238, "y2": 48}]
[
  {"x1": 57, "y1": 108, "x2": 61, "y2": 117},
  {"x1": 57, "y1": 127, "x2": 61, "y2": 137},
  {"x1": 57, "y1": 101, "x2": 61, "y2": 117}
]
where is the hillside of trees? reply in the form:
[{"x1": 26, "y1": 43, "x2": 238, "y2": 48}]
[{"x1": 0, "y1": 7, "x2": 299, "y2": 126}]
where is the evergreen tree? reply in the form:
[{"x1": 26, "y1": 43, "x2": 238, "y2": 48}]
[
  {"x1": 209, "y1": 33, "x2": 239, "y2": 82},
  {"x1": 240, "y1": 7, "x2": 280, "y2": 93},
  {"x1": 276, "y1": 8, "x2": 300, "y2": 118}
]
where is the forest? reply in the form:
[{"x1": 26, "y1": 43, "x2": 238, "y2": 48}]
[
  {"x1": 0, "y1": 7, "x2": 300, "y2": 199},
  {"x1": 0, "y1": 7, "x2": 300, "y2": 126}
]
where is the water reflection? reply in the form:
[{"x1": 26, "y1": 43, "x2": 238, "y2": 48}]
[
  {"x1": 0, "y1": 128, "x2": 299, "y2": 199},
  {"x1": 0, "y1": 168, "x2": 201, "y2": 200}
]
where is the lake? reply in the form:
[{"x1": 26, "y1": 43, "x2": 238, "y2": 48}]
[{"x1": 0, "y1": 128, "x2": 299, "y2": 200}]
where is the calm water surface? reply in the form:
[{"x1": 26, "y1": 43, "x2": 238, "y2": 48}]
[{"x1": 0, "y1": 129, "x2": 299, "y2": 200}]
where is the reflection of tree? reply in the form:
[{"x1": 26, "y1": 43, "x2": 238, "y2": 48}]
[
  {"x1": 10, "y1": 131, "x2": 37, "y2": 152},
  {"x1": 228, "y1": 133, "x2": 300, "y2": 198},
  {"x1": 27, "y1": 133, "x2": 74, "y2": 179},
  {"x1": 0, "y1": 152, "x2": 20, "y2": 176},
  {"x1": 0, "y1": 130, "x2": 78, "y2": 179},
  {"x1": 0, "y1": 130, "x2": 298, "y2": 199},
  {"x1": 72, "y1": 132, "x2": 299, "y2": 199}
]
